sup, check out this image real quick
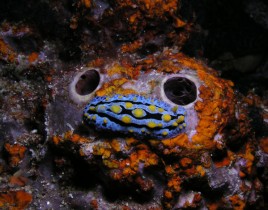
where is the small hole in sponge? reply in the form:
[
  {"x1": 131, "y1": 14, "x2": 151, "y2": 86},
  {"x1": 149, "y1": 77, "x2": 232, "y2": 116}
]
[
  {"x1": 75, "y1": 69, "x2": 100, "y2": 95},
  {"x1": 164, "y1": 77, "x2": 197, "y2": 105}
]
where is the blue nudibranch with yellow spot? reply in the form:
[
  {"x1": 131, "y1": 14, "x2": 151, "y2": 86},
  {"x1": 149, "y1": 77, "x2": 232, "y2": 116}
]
[{"x1": 83, "y1": 94, "x2": 186, "y2": 139}]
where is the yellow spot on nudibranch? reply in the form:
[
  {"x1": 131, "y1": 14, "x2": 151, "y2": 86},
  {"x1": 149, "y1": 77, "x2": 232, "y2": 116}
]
[
  {"x1": 158, "y1": 108, "x2": 164, "y2": 113},
  {"x1": 89, "y1": 106, "x2": 95, "y2": 111},
  {"x1": 111, "y1": 105, "x2": 122, "y2": 114},
  {"x1": 122, "y1": 115, "x2": 132, "y2": 124},
  {"x1": 147, "y1": 121, "x2": 157, "y2": 129},
  {"x1": 132, "y1": 108, "x2": 146, "y2": 118},
  {"x1": 118, "y1": 95, "x2": 123, "y2": 99},
  {"x1": 92, "y1": 115, "x2": 97, "y2": 121},
  {"x1": 103, "y1": 118, "x2": 108, "y2": 124},
  {"x1": 172, "y1": 106, "x2": 178, "y2": 113},
  {"x1": 177, "y1": 115, "x2": 185, "y2": 124},
  {"x1": 183, "y1": 123, "x2": 186, "y2": 127},
  {"x1": 162, "y1": 131, "x2": 168, "y2": 136},
  {"x1": 106, "y1": 97, "x2": 110, "y2": 101},
  {"x1": 97, "y1": 105, "x2": 106, "y2": 111},
  {"x1": 172, "y1": 122, "x2": 178, "y2": 127},
  {"x1": 162, "y1": 114, "x2": 171, "y2": 122},
  {"x1": 148, "y1": 105, "x2": 156, "y2": 112},
  {"x1": 125, "y1": 102, "x2": 133, "y2": 109},
  {"x1": 158, "y1": 123, "x2": 163, "y2": 127},
  {"x1": 128, "y1": 129, "x2": 134, "y2": 133}
]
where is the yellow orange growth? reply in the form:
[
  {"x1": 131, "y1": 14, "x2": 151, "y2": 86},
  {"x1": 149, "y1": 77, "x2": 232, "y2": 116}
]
[
  {"x1": 260, "y1": 137, "x2": 268, "y2": 153},
  {"x1": 164, "y1": 190, "x2": 173, "y2": 199},
  {"x1": 191, "y1": 70, "x2": 235, "y2": 149},
  {"x1": 196, "y1": 165, "x2": 206, "y2": 177},
  {"x1": 90, "y1": 199, "x2": 98, "y2": 210},
  {"x1": 4, "y1": 143, "x2": 27, "y2": 167},
  {"x1": 9, "y1": 176, "x2": 28, "y2": 187},
  {"x1": 96, "y1": 78, "x2": 137, "y2": 97},
  {"x1": 179, "y1": 157, "x2": 192, "y2": 168},
  {"x1": 79, "y1": 0, "x2": 92, "y2": 8},
  {"x1": 28, "y1": 52, "x2": 39, "y2": 63},
  {"x1": 130, "y1": 0, "x2": 177, "y2": 17},
  {"x1": 110, "y1": 139, "x2": 121, "y2": 152},
  {"x1": 0, "y1": 191, "x2": 32, "y2": 209},
  {"x1": 52, "y1": 131, "x2": 91, "y2": 147},
  {"x1": 121, "y1": 39, "x2": 143, "y2": 53},
  {"x1": 114, "y1": 0, "x2": 180, "y2": 30},
  {"x1": 106, "y1": 62, "x2": 141, "y2": 79},
  {"x1": 239, "y1": 142, "x2": 255, "y2": 175},
  {"x1": 229, "y1": 195, "x2": 245, "y2": 210},
  {"x1": 173, "y1": 17, "x2": 187, "y2": 28},
  {"x1": 214, "y1": 156, "x2": 231, "y2": 168},
  {"x1": 97, "y1": 142, "x2": 159, "y2": 180},
  {"x1": 0, "y1": 38, "x2": 17, "y2": 63},
  {"x1": 161, "y1": 134, "x2": 190, "y2": 149},
  {"x1": 52, "y1": 135, "x2": 62, "y2": 145},
  {"x1": 167, "y1": 176, "x2": 181, "y2": 192},
  {"x1": 64, "y1": 131, "x2": 90, "y2": 144}
]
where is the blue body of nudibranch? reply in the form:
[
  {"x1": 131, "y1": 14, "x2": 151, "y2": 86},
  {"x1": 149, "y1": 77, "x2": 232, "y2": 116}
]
[{"x1": 83, "y1": 94, "x2": 186, "y2": 139}]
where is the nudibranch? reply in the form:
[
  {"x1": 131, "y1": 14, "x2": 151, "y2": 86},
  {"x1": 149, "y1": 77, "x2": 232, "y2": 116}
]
[{"x1": 83, "y1": 94, "x2": 186, "y2": 139}]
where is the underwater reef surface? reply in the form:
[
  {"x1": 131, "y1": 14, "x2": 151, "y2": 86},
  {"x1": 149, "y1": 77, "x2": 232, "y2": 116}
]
[{"x1": 0, "y1": 0, "x2": 267, "y2": 209}]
